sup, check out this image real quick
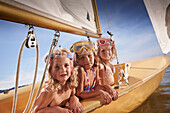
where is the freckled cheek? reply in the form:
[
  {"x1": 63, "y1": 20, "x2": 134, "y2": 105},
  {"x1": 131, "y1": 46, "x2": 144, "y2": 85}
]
[
  {"x1": 52, "y1": 70, "x2": 60, "y2": 79},
  {"x1": 103, "y1": 52, "x2": 106, "y2": 56},
  {"x1": 77, "y1": 60, "x2": 84, "y2": 65}
]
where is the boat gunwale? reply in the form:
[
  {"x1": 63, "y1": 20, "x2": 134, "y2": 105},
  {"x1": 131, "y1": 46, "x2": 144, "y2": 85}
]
[
  {"x1": 87, "y1": 68, "x2": 167, "y2": 112},
  {"x1": 85, "y1": 55, "x2": 170, "y2": 112}
]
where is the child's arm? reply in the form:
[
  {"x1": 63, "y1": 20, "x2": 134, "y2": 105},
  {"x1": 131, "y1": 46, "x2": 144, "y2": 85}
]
[
  {"x1": 69, "y1": 89, "x2": 83, "y2": 113},
  {"x1": 76, "y1": 67, "x2": 112, "y2": 104},
  {"x1": 96, "y1": 85, "x2": 118, "y2": 101},
  {"x1": 33, "y1": 88, "x2": 72, "y2": 113}
]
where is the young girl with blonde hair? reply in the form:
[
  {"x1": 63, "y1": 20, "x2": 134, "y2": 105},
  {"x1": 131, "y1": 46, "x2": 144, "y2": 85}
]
[
  {"x1": 33, "y1": 48, "x2": 83, "y2": 113},
  {"x1": 96, "y1": 38, "x2": 117, "y2": 86},
  {"x1": 70, "y1": 40, "x2": 118, "y2": 105}
]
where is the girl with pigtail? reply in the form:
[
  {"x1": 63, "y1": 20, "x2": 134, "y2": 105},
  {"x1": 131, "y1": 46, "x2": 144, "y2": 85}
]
[{"x1": 33, "y1": 48, "x2": 83, "y2": 113}]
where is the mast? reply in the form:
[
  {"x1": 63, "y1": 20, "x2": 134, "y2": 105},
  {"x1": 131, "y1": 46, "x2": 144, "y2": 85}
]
[
  {"x1": 92, "y1": 0, "x2": 103, "y2": 38},
  {"x1": 0, "y1": 1, "x2": 100, "y2": 38}
]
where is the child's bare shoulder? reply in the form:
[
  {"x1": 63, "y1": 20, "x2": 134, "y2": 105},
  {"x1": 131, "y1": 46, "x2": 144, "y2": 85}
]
[
  {"x1": 76, "y1": 66, "x2": 85, "y2": 74},
  {"x1": 35, "y1": 87, "x2": 54, "y2": 106},
  {"x1": 39, "y1": 87, "x2": 53, "y2": 97}
]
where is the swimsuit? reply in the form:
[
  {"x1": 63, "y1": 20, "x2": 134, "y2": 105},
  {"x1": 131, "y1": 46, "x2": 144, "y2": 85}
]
[
  {"x1": 101, "y1": 62, "x2": 114, "y2": 85},
  {"x1": 84, "y1": 68, "x2": 96, "y2": 91}
]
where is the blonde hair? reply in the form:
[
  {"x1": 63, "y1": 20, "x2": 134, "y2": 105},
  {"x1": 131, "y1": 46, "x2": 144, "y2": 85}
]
[
  {"x1": 45, "y1": 48, "x2": 77, "y2": 92},
  {"x1": 96, "y1": 38, "x2": 117, "y2": 62}
]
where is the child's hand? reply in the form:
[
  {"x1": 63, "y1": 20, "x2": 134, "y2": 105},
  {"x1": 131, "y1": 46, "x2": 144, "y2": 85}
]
[
  {"x1": 99, "y1": 90, "x2": 112, "y2": 105},
  {"x1": 104, "y1": 85, "x2": 118, "y2": 100},
  {"x1": 104, "y1": 85, "x2": 114, "y2": 97},
  {"x1": 69, "y1": 95, "x2": 83, "y2": 113},
  {"x1": 112, "y1": 89, "x2": 118, "y2": 101}
]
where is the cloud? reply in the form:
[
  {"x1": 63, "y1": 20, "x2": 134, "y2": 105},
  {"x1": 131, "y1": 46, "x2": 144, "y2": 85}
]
[
  {"x1": 117, "y1": 39, "x2": 162, "y2": 63},
  {"x1": 111, "y1": 28, "x2": 162, "y2": 63},
  {"x1": 0, "y1": 76, "x2": 15, "y2": 90},
  {"x1": 0, "y1": 70, "x2": 43, "y2": 90}
]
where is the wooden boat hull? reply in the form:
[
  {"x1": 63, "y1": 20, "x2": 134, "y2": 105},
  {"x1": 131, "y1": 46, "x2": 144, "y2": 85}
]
[
  {"x1": 0, "y1": 83, "x2": 40, "y2": 113},
  {"x1": 89, "y1": 66, "x2": 166, "y2": 113},
  {"x1": 0, "y1": 55, "x2": 169, "y2": 113},
  {"x1": 81, "y1": 55, "x2": 170, "y2": 113}
]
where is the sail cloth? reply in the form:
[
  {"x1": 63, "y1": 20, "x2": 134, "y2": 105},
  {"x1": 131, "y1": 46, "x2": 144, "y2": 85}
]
[
  {"x1": 143, "y1": 0, "x2": 170, "y2": 54},
  {"x1": 0, "y1": 0, "x2": 100, "y2": 38}
]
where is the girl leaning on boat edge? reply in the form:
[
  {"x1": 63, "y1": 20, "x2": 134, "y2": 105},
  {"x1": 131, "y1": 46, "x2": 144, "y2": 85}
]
[{"x1": 33, "y1": 37, "x2": 118, "y2": 113}]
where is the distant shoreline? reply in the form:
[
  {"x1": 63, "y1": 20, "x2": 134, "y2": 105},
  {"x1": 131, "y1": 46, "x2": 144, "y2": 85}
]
[{"x1": 0, "y1": 84, "x2": 28, "y2": 94}]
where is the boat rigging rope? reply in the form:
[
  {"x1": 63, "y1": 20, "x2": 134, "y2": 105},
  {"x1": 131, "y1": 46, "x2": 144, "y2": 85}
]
[
  {"x1": 12, "y1": 25, "x2": 39, "y2": 113},
  {"x1": 28, "y1": 30, "x2": 60, "y2": 113},
  {"x1": 12, "y1": 39, "x2": 26, "y2": 113},
  {"x1": 107, "y1": 31, "x2": 121, "y2": 88},
  {"x1": 102, "y1": 0, "x2": 113, "y2": 32},
  {"x1": 114, "y1": 42, "x2": 121, "y2": 88},
  {"x1": 101, "y1": 0, "x2": 121, "y2": 85},
  {"x1": 23, "y1": 26, "x2": 39, "y2": 113}
]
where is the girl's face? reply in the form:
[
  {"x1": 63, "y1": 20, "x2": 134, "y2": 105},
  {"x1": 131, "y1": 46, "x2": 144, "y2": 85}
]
[
  {"x1": 99, "y1": 45, "x2": 112, "y2": 61},
  {"x1": 51, "y1": 56, "x2": 71, "y2": 84},
  {"x1": 77, "y1": 49, "x2": 94, "y2": 70}
]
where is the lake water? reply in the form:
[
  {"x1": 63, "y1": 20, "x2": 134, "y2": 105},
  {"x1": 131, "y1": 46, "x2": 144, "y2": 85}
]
[{"x1": 131, "y1": 65, "x2": 170, "y2": 113}]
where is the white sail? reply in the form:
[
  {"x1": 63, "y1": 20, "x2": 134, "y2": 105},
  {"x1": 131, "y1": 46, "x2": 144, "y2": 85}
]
[
  {"x1": 143, "y1": 0, "x2": 170, "y2": 54},
  {"x1": 0, "y1": 0, "x2": 101, "y2": 38}
]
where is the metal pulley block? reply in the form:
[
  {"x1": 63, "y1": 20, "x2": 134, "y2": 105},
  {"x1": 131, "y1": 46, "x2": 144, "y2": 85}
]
[{"x1": 25, "y1": 25, "x2": 36, "y2": 48}]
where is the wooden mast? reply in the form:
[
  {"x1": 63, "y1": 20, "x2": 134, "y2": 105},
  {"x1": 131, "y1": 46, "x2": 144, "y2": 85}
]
[{"x1": 91, "y1": 0, "x2": 103, "y2": 38}]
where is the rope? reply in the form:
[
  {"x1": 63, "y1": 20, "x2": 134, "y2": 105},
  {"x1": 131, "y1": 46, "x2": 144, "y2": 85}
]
[
  {"x1": 23, "y1": 40, "x2": 39, "y2": 113},
  {"x1": 114, "y1": 46, "x2": 121, "y2": 84},
  {"x1": 12, "y1": 25, "x2": 39, "y2": 113},
  {"x1": 12, "y1": 39, "x2": 27, "y2": 113},
  {"x1": 107, "y1": 31, "x2": 121, "y2": 87},
  {"x1": 28, "y1": 31, "x2": 60, "y2": 113},
  {"x1": 102, "y1": 0, "x2": 113, "y2": 32}
]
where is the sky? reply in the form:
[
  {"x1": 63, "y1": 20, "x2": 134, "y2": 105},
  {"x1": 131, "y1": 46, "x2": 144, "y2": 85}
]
[{"x1": 0, "y1": 0, "x2": 169, "y2": 90}]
